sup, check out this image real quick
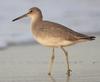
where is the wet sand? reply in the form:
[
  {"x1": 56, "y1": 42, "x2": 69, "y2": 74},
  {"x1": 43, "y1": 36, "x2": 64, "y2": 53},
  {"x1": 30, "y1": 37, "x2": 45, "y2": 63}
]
[{"x1": 0, "y1": 36, "x2": 100, "y2": 82}]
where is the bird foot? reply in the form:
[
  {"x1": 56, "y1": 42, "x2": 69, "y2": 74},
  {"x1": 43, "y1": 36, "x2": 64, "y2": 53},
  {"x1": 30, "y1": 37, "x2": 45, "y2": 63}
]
[
  {"x1": 48, "y1": 72, "x2": 51, "y2": 76},
  {"x1": 66, "y1": 69, "x2": 72, "y2": 76}
]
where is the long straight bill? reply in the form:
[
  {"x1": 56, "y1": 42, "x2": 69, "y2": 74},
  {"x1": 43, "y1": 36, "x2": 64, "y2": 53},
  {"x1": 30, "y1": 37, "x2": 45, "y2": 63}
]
[{"x1": 12, "y1": 13, "x2": 27, "y2": 22}]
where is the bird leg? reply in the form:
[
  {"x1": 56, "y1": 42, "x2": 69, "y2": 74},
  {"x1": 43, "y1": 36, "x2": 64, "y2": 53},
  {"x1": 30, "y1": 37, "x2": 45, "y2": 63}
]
[
  {"x1": 48, "y1": 48, "x2": 55, "y2": 75},
  {"x1": 61, "y1": 47, "x2": 72, "y2": 76}
]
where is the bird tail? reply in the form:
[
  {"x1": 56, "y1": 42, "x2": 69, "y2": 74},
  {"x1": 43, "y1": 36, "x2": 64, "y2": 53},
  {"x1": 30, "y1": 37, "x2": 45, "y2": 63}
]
[{"x1": 81, "y1": 36, "x2": 96, "y2": 40}]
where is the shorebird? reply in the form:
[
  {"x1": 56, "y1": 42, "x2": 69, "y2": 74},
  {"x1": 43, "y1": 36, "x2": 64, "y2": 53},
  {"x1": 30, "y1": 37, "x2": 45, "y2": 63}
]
[{"x1": 12, "y1": 7, "x2": 96, "y2": 76}]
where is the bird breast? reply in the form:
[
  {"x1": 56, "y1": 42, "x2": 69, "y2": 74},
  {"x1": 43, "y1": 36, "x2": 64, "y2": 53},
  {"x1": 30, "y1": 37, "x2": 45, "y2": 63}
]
[{"x1": 33, "y1": 35, "x2": 73, "y2": 47}]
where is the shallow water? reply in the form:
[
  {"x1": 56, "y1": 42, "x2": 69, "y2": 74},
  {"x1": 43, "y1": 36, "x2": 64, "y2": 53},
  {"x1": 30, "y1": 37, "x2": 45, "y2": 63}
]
[{"x1": 0, "y1": 36, "x2": 99, "y2": 82}]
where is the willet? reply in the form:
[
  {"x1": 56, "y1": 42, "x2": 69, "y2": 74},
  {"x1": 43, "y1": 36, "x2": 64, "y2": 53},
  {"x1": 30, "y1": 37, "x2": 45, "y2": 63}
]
[{"x1": 12, "y1": 7, "x2": 96, "y2": 76}]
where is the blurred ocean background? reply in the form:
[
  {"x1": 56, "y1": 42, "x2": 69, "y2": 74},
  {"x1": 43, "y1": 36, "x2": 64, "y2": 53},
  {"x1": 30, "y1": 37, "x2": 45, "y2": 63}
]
[{"x1": 0, "y1": 0, "x2": 100, "y2": 49}]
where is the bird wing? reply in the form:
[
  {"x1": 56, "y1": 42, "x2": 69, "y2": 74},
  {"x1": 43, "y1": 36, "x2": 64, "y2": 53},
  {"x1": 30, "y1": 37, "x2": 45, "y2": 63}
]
[{"x1": 38, "y1": 21, "x2": 89, "y2": 41}]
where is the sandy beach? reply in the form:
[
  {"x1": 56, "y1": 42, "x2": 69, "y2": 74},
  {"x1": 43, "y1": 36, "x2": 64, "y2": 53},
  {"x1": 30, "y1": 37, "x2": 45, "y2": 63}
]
[{"x1": 0, "y1": 36, "x2": 99, "y2": 82}]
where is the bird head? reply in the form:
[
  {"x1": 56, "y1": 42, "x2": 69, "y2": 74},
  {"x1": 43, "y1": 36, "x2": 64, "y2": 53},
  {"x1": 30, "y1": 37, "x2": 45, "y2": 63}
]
[{"x1": 12, "y1": 7, "x2": 43, "y2": 22}]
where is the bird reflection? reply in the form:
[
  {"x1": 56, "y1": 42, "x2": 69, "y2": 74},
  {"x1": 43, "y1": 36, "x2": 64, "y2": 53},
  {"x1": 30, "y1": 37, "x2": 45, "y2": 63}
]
[
  {"x1": 48, "y1": 75, "x2": 71, "y2": 82},
  {"x1": 48, "y1": 75, "x2": 56, "y2": 82}
]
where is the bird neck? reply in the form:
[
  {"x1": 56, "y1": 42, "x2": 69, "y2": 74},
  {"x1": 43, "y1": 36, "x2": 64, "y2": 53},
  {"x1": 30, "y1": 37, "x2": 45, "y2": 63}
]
[
  {"x1": 31, "y1": 15, "x2": 43, "y2": 25},
  {"x1": 31, "y1": 18, "x2": 43, "y2": 30}
]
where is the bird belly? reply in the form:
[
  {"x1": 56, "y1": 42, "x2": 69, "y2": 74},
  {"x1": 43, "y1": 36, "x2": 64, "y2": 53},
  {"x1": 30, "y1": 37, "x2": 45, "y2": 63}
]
[{"x1": 35, "y1": 37, "x2": 73, "y2": 47}]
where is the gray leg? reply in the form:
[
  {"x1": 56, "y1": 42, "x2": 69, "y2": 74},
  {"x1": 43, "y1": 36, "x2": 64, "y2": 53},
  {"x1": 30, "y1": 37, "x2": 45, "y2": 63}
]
[
  {"x1": 48, "y1": 48, "x2": 55, "y2": 75},
  {"x1": 61, "y1": 47, "x2": 71, "y2": 76}
]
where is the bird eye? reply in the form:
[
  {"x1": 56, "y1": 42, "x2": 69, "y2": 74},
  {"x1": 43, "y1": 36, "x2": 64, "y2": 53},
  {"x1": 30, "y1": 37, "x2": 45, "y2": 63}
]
[{"x1": 30, "y1": 10, "x2": 32, "y2": 12}]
